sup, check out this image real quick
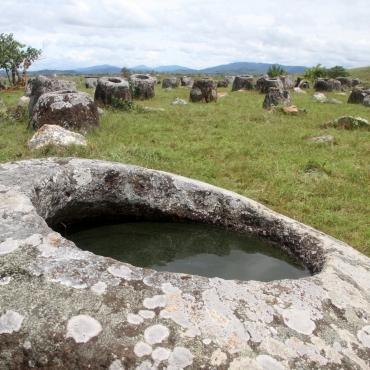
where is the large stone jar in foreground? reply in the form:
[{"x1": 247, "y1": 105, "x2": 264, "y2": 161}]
[
  {"x1": 94, "y1": 77, "x2": 132, "y2": 106},
  {"x1": 190, "y1": 79, "x2": 217, "y2": 103},
  {"x1": 29, "y1": 90, "x2": 99, "y2": 133},
  {"x1": 0, "y1": 158, "x2": 369, "y2": 369},
  {"x1": 129, "y1": 74, "x2": 156, "y2": 100}
]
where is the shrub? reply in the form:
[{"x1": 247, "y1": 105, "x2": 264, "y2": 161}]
[
  {"x1": 267, "y1": 64, "x2": 287, "y2": 78},
  {"x1": 304, "y1": 64, "x2": 327, "y2": 81},
  {"x1": 327, "y1": 65, "x2": 349, "y2": 78}
]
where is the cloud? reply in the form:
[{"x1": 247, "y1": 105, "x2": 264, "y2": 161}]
[{"x1": 0, "y1": 0, "x2": 369, "y2": 69}]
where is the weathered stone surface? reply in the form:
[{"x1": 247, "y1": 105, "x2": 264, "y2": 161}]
[
  {"x1": 293, "y1": 87, "x2": 306, "y2": 94},
  {"x1": 17, "y1": 96, "x2": 30, "y2": 108},
  {"x1": 27, "y1": 76, "x2": 77, "y2": 115},
  {"x1": 279, "y1": 75, "x2": 294, "y2": 90},
  {"x1": 0, "y1": 158, "x2": 369, "y2": 369},
  {"x1": 94, "y1": 77, "x2": 132, "y2": 106},
  {"x1": 325, "y1": 116, "x2": 369, "y2": 130},
  {"x1": 314, "y1": 78, "x2": 341, "y2": 92},
  {"x1": 257, "y1": 77, "x2": 284, "y2": 94},
  {"x1": 363, "y1": 95, "x2": 370, "y2": 107},
  {"x1": 217, "y1": 79, "x2": 229, "y2": 88},
  {"x1": 232, "y1": 75, "x2": 255, "y2": 91},
  {"x1": 129, "y1": 74, "x2": 156, "y2": 100},
  {"x1": 85, "y1": 77, "x2": 98, "y2": 88},
  {"x1": 295, "y1": 78, "x2": 310, "y2": 89},
  {"x1": 172, "y1": 98, "x2": 187, "y2": 105},
  {"x1": 190, "y1": 79, "x2": 217, "y2": 103},
  {"x1": 180, "y1": 76, "x2": 193, "y2": 87},
  {"x1": 30, "y1": 91, "x2": 99, "y2": 133},
  {"x1": 263, "y1": 87, "x2": 291, "y2": 109},
  {"x1": 162, "y1": 77, "x2": 179, "y2": 89},
  {"x1": 307, "y1": 135, "x2": 335, "y2": 144},
  {"x1": 336, "y1": 77, "x2": 352, "y2": 89},
  {"x1": 28, "y1": 124, "x2": 87, "y2": 150},
  {"x1": 348, "y1": 88, "x2": 370, "y2": 104}
]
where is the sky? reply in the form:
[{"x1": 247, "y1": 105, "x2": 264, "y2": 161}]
[{"x1": 1, "y1": 0, "x2": 370, "y2": 70}]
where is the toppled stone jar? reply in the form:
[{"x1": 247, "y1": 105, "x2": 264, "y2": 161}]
[{"x1": 0, "y1": 158, "x2": 369, "y2": 370}]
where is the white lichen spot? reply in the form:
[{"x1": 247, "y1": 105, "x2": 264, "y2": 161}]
[
  {"x1": 109, "y1": 359, "x2": 125, "y2": 370},
  {"x1": 0, "y1": 276, "x2": 12, "y2": 285},
  {"x1": 91, "y1": 281, "x2": 107, "y2": 295},
  {"x1": 0, "y1": 310, "x2": 24, "y2": 334},
  {"x1": 161, "y1": 282, "x2": 181, "y2": 294},
  {"x1": 134, "y1": 341, "x2": 152, "y2": 357},
  {"x1": 144, "y1": 324, "x2": 169, "y2": 345},
  {"x1": 151, "y1": 347, "x2": 170, "y2": 363},
  {"x1": 108, "y1": 265, "x2": 132, "y2": 280},
  {"x1": 143, "y1": 295, "x2": 167, "y2": 309},
  {"x1": 127, "y1": 313, "x2": 144, "y2": 325},
  {"x1": 202, "y1": 338, "x2": 212, "y2": 345},
  {"x1": 282, "y1": 308, "x2": 316, "y2": 335},
  {"x1": 139, "y1": 310, "x2": 155, "y2": 320},
  {"x1": 229, "y1": 357, "x2": 261, "y2": 370},
  {"x1": 357, "y1": 325, "x2": 370, "y2": 348},
  {"x1": 0, "y1": 238, "x2": 19, "y2": 255},
  {"x1": 66, "y1": 314, "x2": 102, "y2": 343},
  {"x1": 168, "y1": 347, "x2": 193, "y2": 369},
  {"x1": 135, "y1": 360, "x2": 153, "y2": 370},
  {"x1": 183, "y1": 326, "x2": 201, "y2": 338},
  {"x1": 73, "y1": 168, "x2": 92, "y2": 186},
  {"x1": 210, "y1": 349, "x2": 227, "y2": 366},
  {"x1": 256, "y1": 355, "x2": 286, "y2": 370},
  {"x1": 23, "y1": 340, "x2": 32, "y2": 349}
]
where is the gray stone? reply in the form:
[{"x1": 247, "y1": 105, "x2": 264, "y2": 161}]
[
  {"x1": 129, "y1": 74, "x2": 156, "y2": 100},
  {"x1": 0, "y1": 158, "x2": 369, "y2": 369},
  {"x1": 262, "y1": 87, "x2": 291, "y2": 109},
  {"x1": 232, "y1": 75, "x2": 255, "y2": 91},
  {"x1": 326, "y1": 116, "x2": 369, "y2": 130},
  {"x1": 94, "y1": 77, "x2": 132, "y2": 106},
  {"x1": 295, "y1": 78, "x2": 310, "y2": 89},
  {"x1": 162, "y1": 77, "x2": 179, "y2": 89},
  {"x1": 27, "y1": 76, "x2": 77, "y2": 115},
  {"x1": 180, "y1": 76, "x2": 193, "y2": 87},
  {"x1": 28, "y1": 124, "x2": 87, "y2": 150},
  {"x1": 314, "y1": 78, "x2": 341, "y2": 92},
  {"x1": 172, "y1": 98, "x2": 188, "y2": 105},
  {"x1": 348, "y1": 88, "x2": 370, "y2": 104},
  {"x1": 85, "y1": 77, "x2": 98, "y2": 88},
  {"x1": 363, "y1": 95, "x2": 370, "y2": 107},
  {"x1": 190, "y1": 79, "x2": 217, "y2": 103},
  {"x1": 313, "y1": 92, "x2": 328, "y2": 103},
  {"x1": 17, "y1": 96, "x2": 30, "y2": 108},
  {"x1": 307, "y1": 135, "x2": 335, "y2": 144},
  {"x1": 217, "y1": 79, "x2": 229, "y2": 88},
  {"x1": 279, "y1": 75, "x2": 294, "y2": 90},
  {"x1": 30, "y1": 91, "x2": 99, "y2": 133},
  {"x1": 257, "y1": 77, "x2": 284, "y2": 93}
]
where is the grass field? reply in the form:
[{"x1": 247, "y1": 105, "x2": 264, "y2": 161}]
[{"x1": 0, "y1": 76, "x2": 369, "y2": 256}]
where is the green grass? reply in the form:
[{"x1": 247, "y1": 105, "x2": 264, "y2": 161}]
[
  {"x1": 349, "y1": 66, "x2": 370, "y2": 84},
  {"x1": 1, "y1": 79, "x2": 370, "y2": 256}
]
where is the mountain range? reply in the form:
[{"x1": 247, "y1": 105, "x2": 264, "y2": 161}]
[{"x1": 24, "y1": 62, "x2": 307, "y2": 76}]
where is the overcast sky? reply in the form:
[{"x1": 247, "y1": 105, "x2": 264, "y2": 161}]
[{"x1": 1, "y1": 0, "x2": 369, "y2": 70}]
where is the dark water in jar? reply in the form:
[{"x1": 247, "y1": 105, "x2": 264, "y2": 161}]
[{"x1": 68, "y1": 222, "x2": 310, "y2": 281}]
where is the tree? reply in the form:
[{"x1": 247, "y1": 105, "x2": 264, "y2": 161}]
[
  {"x1": 303, "y1": 64, "x2": 327, "y2": 81},
  {"x1": 121, "y1": 66, "x2": 131, "y2": 78},
  {"x1": 267, "y1": 64, "x2": 287, "y2": 78},
  {"x1": 0, "y1": 33, "x2": 41, "y2": 86},
  {"x1": 327, "y1": 65, "x2": 349, "y2": 78}
]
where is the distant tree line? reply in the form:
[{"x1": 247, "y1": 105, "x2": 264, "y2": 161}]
[{"x1": 0, "y1": 33, "x2": 41, "y2": 86}]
